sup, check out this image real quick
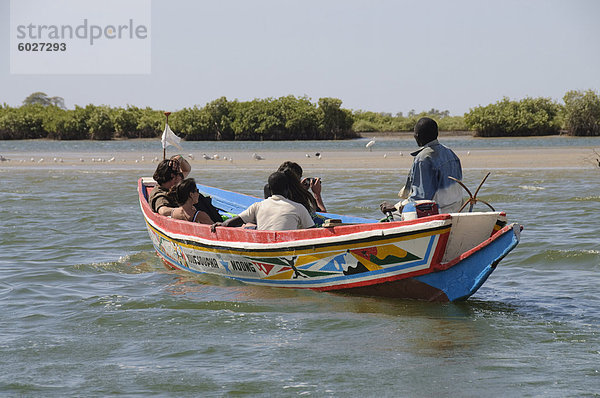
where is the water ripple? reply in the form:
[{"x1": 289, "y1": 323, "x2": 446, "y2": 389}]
[{"x1": 2, "y1": 161, "x2": 600, "y2": 396}]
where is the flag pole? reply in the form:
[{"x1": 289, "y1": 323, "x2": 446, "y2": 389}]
[{"x1": 163, "y1": 112, "x2": 171, "y2": 160}]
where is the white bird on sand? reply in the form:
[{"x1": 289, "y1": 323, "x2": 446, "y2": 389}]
[
  {"x1": 53, "y1": 157, "x2": 57, "y2": 162},
  {"x1": 108, "y1": 157, "x2": 115, "y2": 162},
  {"x1": 366, "y1": 140, "x2": 376, "y2": 151},
  {"x1": 30, "y1": 157, "x2": 35, "y2": 162},
  {"x1": 383, "y1": 153, "x2": 387, "y2": 158},
  {"x1": 305, "y1": 153, "x2": 310, "y2": 158},
  {"x1": 467, "y1": 151, "x2": 471, "y2": 156},
  {"x1": 213, "y1": 154, "x2": 220, "y2": 160},
  {"x1": 315, "y1": 152, "x2": 322, "y2": 159},
  {"x1": 187, "y1": 153, "x2": 194, "y2": 160},
  {"x1": 202, "y1": 153, "x2": 212, "y2": 160},
  {"x1": 80, "y1": 158, "x2": 84, "y2": 162},
  {"x1": 399, "y1": 151, "x2": 403, "y2": 156},
  {"x1": 252, "y1": 153, "x2": 264, "y2": 160},
  {"x1": 38, "y1": 158, "x2": 44, "y2": 163}
]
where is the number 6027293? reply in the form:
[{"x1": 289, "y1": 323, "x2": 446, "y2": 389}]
[{"x1": 18, "y1": 42, "x2": 67, "y2": 51}]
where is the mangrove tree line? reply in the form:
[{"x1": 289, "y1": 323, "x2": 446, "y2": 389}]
[
  {"x1": 1, "y1": 90, "x2": 599, "y2": 140},
  {"x1": 352, "y1": 90, "x2": 600, "y2": 137},
  {"x1": 0, "y1": 94, "x2": 355, "y2": 141}
]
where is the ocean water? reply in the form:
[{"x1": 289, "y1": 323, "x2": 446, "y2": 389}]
[{"x1": 1, "y1": 140, "x2": 599, "y2": 396}]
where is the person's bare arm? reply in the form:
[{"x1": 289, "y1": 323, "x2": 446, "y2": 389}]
[
  {"x1": 194, "y1": 210, "x2": 214, "y2": 225},
  {"x1": 211, "y1": 216, "x2": 244, "y2": 232},
  {"x1": 157, "y1": 206, "x2": 175, "y2": 217},
  {"x1": 309, "y1": 178, "x2": 326, "y2": 212},
  {"x1": 379, "y1": 201, "x2": 398, "y2": 214}
]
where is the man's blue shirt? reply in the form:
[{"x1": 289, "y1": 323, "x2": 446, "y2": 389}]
[{"x1": 403, "y1": 139, "x2": 463, "y2": 212}]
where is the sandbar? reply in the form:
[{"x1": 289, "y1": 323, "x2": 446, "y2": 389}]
[{"x1": 0, "y1": 146, "x2": 598, "y2": 171}]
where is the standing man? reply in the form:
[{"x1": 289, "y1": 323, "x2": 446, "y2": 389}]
[{"x1": 381, "y1": 117, "x2": 463, "y2": 216}]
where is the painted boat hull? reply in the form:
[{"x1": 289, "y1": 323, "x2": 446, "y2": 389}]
[{"x1": 138, "y1": 178, "x2": 521, "y2": 302}]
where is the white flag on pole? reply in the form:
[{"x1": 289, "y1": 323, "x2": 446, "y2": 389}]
[{"x1": 161, "y1": 123, "x2": 182, "y2": 150}]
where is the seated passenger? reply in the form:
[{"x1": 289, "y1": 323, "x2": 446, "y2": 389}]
[
  {"x1": 170, "y1": 154, "x2": 223, "y2": 222},
  {"x1": 212, "y1": 172, "x2": 315, "y2": 231},
  {"x1": 264, "y1": 161, "x2": 326, "y2": 213},
  {"x1": 171, "y1": 178, "x2": 214, "y2": 224},
  {"x1": 149, "y1": 159, "x2": 183, "y2": 216}
]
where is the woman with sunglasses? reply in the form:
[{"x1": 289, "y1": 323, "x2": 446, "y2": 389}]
[
  {"x1": 171, "y1": 178, "x2": 213, "y2": 224},
  {"x1": 169, "y1": 154, "x2": 223, "y2": 223}
]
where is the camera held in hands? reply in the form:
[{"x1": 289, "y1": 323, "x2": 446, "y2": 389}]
[{"x1": 302, "y1": 177, "x2": 318, "y2": 187}]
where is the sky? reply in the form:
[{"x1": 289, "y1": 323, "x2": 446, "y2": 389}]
[{"x1": 1, "y1": 0, "x2": 599, "y2": 115}]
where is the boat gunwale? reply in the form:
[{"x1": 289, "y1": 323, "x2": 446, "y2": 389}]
[{"x1": 143, "y1": 216, "x2": 453, "y2": 254}]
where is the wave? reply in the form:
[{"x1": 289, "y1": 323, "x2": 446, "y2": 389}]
[
  {"x1": 518, "y1": 185, "x2": 546, "y2": 191},
  {"x1": 71, "y1": 251, "x2": 162, "y2": 274},
  {"x1": 574, "y1": 195, "x2": 600, "y2": 202},
  {"x1": 519, "y1": 249, "x2": 600, "y2": 271}
]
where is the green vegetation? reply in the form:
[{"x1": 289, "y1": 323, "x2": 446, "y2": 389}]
[
  {"x1": 1, "y1": 90, "x2": 599, "y2": 140},
  {"x1": 562, "y1": 90, "x2": 600, "y2": 136},
  {"x1": 168, "y1": 96, "x2": 353, "y2": 141},
  {"x1": 0, "y1": 95, "x2": 357, "y2": 141},
  {"x1": 23, "y1": 92, "x2": 66, "y2": 109},
  {"x1": 354, "y1": 90, "x2": 600, "y2": 137},
  {"x1": 464, "y1": 97, "x2": 562, "y2": 137},
  {"x1": 352, "y1": 109, "x2": 468, "y2": 133}
]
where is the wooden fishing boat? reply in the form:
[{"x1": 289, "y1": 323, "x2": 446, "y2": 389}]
[{"x1": 138, "y1": 177, "x2": 521, "y2": 302}]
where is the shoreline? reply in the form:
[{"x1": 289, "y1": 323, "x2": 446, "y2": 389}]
[{"x1": 1, "y1": 147, "x2": 598, "y2": 170}]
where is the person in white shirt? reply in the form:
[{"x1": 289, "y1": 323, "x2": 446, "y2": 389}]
[{"x1": 211, "y1": 172, "x2": 315, "y2": 232}]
